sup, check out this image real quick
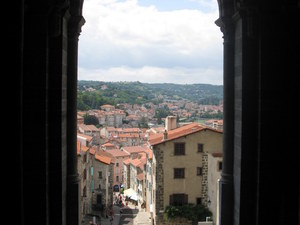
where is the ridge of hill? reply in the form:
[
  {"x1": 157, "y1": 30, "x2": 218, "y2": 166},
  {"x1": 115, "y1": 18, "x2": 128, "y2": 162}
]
[{"x1": 77, "y1": 80, "x2": 223, "y2": 110}]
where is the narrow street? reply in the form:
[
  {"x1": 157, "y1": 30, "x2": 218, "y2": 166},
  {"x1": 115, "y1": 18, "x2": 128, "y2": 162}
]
[
  {"x1": 82, "y1": 199, "x2": 151, "y2": 225},
  {"x1": 118, "y1": 207, "x2": 138, "y2": 225}
]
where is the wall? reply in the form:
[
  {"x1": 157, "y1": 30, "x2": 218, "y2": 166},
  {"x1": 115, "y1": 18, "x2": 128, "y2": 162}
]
[
  {"x1": 207, "y1": 154, "x2": 222, "y2": 224},
  {"x1": 152, "y1": 129, "x2": 222, "y2": 225},
  {"x1": 162, "y1": 130, "x2": 222, "y2": 209}
]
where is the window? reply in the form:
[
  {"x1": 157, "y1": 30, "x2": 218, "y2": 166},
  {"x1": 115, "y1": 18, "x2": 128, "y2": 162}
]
[
  {"x1": 91, "y1": 180, "x2": 94, "y2": 192},
  {"x1": 169, "y1": 194, "x2": 188, "y2": 206},
  {"x1": 98, "y1": 171, "x2": 102, "y2": 179},
  {"x1": 174, "y1": 168, "x2": 185, "y2": 178},
  {"x1": 218, "y1": 161, "x2": 222, "y2": 171},
  {"x1": 174, "y1": 143, "x2": 185, "y2": 155},
  {"x1": 196, "y1": 197, "x2": 202, "y2": 205},
  {"x1": 83, "y1": 168, "x2": 87, "y2": 180},
  {"x1": 116, "y1": 162, "x2": 119, "y2": 167},
  {"x1": 198, "y1": 143, "x2": 204, "y2": 152},
  {"x1": 83, "y1": 186, "x2": 87, "y2": 197},
  {"x1": 197, "y1": 167, "x2": 202, "y2": 176},
  {"x1": 116, "y1": 176, "x2": 119, "y2": 182}
]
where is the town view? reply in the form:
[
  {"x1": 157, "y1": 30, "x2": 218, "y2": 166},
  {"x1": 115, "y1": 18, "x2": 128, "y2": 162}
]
[{"x1": 77, "y1": 80, "x2": 223, "y2": 225}]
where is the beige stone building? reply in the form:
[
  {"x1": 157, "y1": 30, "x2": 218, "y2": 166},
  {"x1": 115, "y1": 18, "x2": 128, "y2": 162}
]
[
  {"x1": 77, "y1": 141, "x2": 90, "y2": 222},
  {"x1": 207, "y1": 153, "x2": 222, "y2": 225},
  {"x1": 89, "y1": 146, "x2": 114, "y2": 212},
  {"x1": 148, "y1": 120, "x2": 222, "y2": 225}
]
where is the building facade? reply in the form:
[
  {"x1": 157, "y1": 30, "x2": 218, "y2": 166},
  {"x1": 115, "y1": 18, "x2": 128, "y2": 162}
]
[{"x1": 149, "y1": 122, "x2": 222, "y2": 224}]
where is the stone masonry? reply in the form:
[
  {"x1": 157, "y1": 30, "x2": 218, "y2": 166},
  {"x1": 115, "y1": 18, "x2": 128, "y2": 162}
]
[
  {"x1": 201, "y1": 153, "x2": 208, "y2": 206},
  {"x1": 154, "y1": 146, "x2": 164, "y2": 225}
]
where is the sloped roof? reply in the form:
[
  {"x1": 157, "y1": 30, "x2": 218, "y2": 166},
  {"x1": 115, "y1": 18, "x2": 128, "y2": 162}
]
[
  {"x1": 122, "y1": 146, "x2": 145, "y2": 154},
  {"x1": 106, "y1": 148, "x2": 130, "y2": 158},
  {"x1": 148, "y1": 123, "x2": 222, "y2": 146},
  {"x1": 77, "y1": 141, "x2": 89, "y2": 155}
]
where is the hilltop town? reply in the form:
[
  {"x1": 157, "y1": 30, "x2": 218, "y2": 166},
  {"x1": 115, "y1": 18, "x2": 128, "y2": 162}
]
[
  {"x1": 77, "y1": 99, "x2": 223, "y2": 225},
  {"x1": 77, "y1": 80, "x2": 223, "y2": 126}
]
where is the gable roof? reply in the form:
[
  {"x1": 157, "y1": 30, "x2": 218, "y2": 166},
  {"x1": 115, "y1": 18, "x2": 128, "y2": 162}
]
[
  {"x1": 77, "y1": 132, "x2": 93, "y2": 142},
  {"x1": 122, "y1": 146, "x2": 146, "y2": 154},
  {"x1": 148, "y1": 123, "x2": 222, "y2": 146},
  {"x1": 106, "y1": 148, "x2": 130, "y2": 158},
  {"x1": 77, "y1": 141, "x2": 89, "y2": 155}
]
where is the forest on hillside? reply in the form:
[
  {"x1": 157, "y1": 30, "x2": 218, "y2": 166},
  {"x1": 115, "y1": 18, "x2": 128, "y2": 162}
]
[{"x1": 77, "y1": 80, "x2": 223, "y2": 111}]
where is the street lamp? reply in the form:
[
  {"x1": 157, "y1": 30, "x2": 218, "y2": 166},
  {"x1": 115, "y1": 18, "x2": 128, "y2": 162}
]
[{"x1": 207, "y1": 197, "x2": 211, "y2": 207}]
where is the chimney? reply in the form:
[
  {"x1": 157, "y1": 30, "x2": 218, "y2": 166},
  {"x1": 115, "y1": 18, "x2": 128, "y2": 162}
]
[
  {"x1": 165, "y1": 116, "x2": 177, "y2": 131},
  {"x1": 163, "y1": 129, "x2": 168, "y2": 140}
]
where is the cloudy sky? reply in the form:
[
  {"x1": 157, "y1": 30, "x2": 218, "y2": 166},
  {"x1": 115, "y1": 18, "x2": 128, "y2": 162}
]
[{"x1": 78, "y1": 0, "x2": 223, "y2": 85}]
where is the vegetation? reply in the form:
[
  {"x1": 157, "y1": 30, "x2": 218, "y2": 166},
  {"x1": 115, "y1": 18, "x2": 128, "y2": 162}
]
[
  {"x1": 154, "y1": 106, "x2": 171, "y2": 125},
  {"x1": 77, "y1": 80, "x2": 223, "y2": 111},
  {"x1": 165, "y1": 204, "x2": 212, "y2": 224},
  {"x1": 83, "y1": 114, "x2": 99, "y2": 126}
]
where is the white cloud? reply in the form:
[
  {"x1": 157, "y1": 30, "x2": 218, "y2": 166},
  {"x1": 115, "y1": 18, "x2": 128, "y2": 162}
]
[
  {"x1": 78, "y1": 0, "x2": 223, "y2": 84},
  {"x1": 78, "y1": 66, "x2": 223, "y2": 85}
]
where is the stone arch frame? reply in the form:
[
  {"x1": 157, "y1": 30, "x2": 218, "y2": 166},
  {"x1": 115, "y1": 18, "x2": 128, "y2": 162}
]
[{"x1": 215, "y1": 1, "x2": 300, "y2": 225}]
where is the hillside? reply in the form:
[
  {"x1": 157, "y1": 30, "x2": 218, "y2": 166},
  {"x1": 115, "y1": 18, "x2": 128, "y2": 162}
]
[{"x1": 77, "y1": 80, "x2": 223, "y2": 111}]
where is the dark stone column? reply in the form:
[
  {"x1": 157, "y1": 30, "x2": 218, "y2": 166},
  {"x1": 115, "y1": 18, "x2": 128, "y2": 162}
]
[
  {"x1": 215, "y1": 1, "x2": 235, "y2": 224},
  {"x1": 67, "y1": 1, "x2": 85, "y2": 224},
  {"x1": 48, "y1": 3, "x2": 70, "y2": 224},
  {"x1": 22, "y1": 4, "x2": 51, "y2": 224}
]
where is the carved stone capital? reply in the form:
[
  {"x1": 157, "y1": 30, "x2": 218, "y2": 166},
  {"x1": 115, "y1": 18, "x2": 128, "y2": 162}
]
[
  {"x1": 68, "y1": 15, "x2": 85, "y2": 39},
  {"x1": 49, "y1": 1, "x2": 70, "y2": 37}
]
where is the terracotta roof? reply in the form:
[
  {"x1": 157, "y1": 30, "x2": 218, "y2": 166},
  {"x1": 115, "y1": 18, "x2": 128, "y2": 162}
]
[
  {"x1": 123, "y1": 158, "x2": 131, "y2": 165},
  {"x1": 89, "y1": 148, "x2": 96, "y2": 155},
  {"x1": 78, "y1": 124, "x2": 99, "y2": 132},
  {"x1": 77, "y1": 133, "x2": 93, "y2": 142},
  {"x1": 106, "y1": 149, "x2": 130, "y2": 157},
  {"x1": 102, "y1": 142, "x2": 115, "y2": 147},
  {"x1": 95, "y1": 153, "x2": 111, "y2": 165},
  {"x1": 129, "y1": 158, "x2": 140, "y2": 167},
  {"x1": 137, "y1": 173, "x2": 144, "y2": 181},
  {"x1": 89, "y1": 146, "x2": 115, "y2": 164},
  {"x1": 148, "y1": 123, "x2": 222, "y2": 146},
  {"x1": 101, "y1": 104, "x2": 114, "y2": 108},
  {"x1": 77, "y1": 141, "x2": 89, "y2": 155},
  {"x1": 117, "y1": 133, "x2": 140, "y2": 138},
  {"x1": 122, "y1": 146, "x2": 146, "y2": 154},
  {"x1": 148, "y1": 149, "x2": 153, "y2": 160}
]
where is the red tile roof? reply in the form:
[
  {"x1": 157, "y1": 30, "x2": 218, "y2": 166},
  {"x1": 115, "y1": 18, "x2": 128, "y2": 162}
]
[
  {"x1": 106, "y1": 149, "x2": 130, "y2": 157},
  {"x1": 95, "y1": 153, "x2": 112, "y2": 165},
  {"x1": 122, "y1": 146, "x2": 146, "y2": 154},
  {"x1": 123, "y1": 158, "x2": 131, "y2": 165},
  {"x1": 77, "y1": 141, "x2": 89, "y2": 155},
  {"x1": 148, "y1": 123, "x2": 222, "y2": 146},
  {"x1": 137, "y1": 173, "x2": 144, "y2": 181},
  {"x1": 77, "y1": 133, "x2": 93, "y2": 142}
]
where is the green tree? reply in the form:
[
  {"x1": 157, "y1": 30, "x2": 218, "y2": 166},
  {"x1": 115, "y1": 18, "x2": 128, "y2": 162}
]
[
  {"x1": 139, "y1": 116, "x2": 149, "y2": 129},
  {"x1": 84, "y1": 114, "x2": 99, "y2": 126}
]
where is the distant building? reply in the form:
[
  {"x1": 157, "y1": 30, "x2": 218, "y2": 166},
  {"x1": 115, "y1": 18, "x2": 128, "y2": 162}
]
[
  {"x1": 78, "y1": 124, "x2": 100, "y2": 145},
  {"x1": 89, "y1": 146, "x2": 114, "y2": 212},
  {"x1": 77, "y1": 141, "x2": 90, "y2": 221},
  {"x1": 105, "y1": 148, "x2": 130, "y2": 191}
]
